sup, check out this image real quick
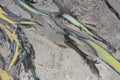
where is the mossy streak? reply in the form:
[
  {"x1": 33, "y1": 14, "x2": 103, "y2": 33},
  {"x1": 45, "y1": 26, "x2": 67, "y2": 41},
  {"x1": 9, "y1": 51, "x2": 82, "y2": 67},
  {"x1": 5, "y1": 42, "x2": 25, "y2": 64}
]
[
  {"x1": 0, "y1": 68, "x2": 13, "y2": 80},
  {"x1": 0, "y1": 24, "x2": 20, "y2": 71},
  {"x1": 16, "y1": 0, "x2": 49, "y2": 17},
  {"x1": 85, "y1": 39, "x2": 120, "y2": 74},
  {"x1": 62, "y1": 14, "x2": 103, "y2": 41}
]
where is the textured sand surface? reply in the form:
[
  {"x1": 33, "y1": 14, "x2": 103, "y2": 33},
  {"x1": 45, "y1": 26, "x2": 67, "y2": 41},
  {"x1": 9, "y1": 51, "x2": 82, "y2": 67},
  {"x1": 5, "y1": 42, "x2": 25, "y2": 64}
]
[{"x1": 0, "y1": 0, "x2": 120, "y2": 80}]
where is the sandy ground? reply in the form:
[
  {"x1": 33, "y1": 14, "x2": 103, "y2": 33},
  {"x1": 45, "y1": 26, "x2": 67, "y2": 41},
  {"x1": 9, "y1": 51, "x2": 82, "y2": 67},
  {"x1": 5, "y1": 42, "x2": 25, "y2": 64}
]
[{"x1": 0, "y1": 0, "x2": 120, "y2": 80}]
